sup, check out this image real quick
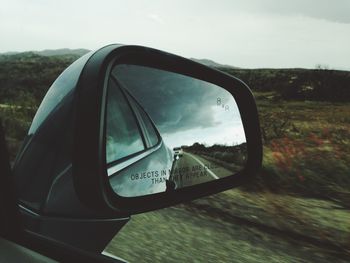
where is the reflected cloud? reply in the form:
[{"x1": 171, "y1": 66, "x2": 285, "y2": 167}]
[{"x1": 113, "y1": 65, "x2": 241, "y2": 136}]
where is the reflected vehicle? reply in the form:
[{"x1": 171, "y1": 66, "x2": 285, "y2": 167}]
[{"x1": 173, "y1": 147, "x2": 183, "y2": 159}]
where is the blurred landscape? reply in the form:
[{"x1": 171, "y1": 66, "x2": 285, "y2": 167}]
[{"x1": 1, "y1": 50, "x2": 349, "y2": 262}]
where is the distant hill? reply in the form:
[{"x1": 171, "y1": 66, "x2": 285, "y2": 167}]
[
  {"x1": 1, "y1": 48, "x2": 90, "y2": 57},
  {"x1": 0, "y1": 50, "x2": 349, "y2": 103},
  {"x1": 1, "y1": 51, "x2": 232, "y2": 67},
  {"x1": 190, "y1": 58, "x2": 350, "y2": 102},
  {"x1": 190, "y1": 58, "x2": 237, "y2": 69},
  {"x1": 220, "y1": 67, "x2": 350, "y2": 102},
  {"x1": 34, "y1": 48, "x2": 90, "y2": 57}
]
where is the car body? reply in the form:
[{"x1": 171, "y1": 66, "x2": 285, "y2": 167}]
[{"x1": 106, "y1": 80, "x2": 174, "y2": 197}]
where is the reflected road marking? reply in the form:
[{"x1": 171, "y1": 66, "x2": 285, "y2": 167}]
[{"x1": 185, "y1": 152, "x2": 219, "y2": 180}]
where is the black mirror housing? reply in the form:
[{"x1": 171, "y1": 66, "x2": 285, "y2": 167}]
[{"x1": 73, "y1": 44, "x2": 262, "y2": 215}]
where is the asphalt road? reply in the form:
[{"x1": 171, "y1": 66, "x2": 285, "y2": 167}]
[{"x1": 170, "y1": 152, "x2": 234, "y2": 188}]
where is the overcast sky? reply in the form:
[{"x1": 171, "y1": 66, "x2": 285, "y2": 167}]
[
  {"x1": 1, "y1": 0, "x2": 349, "y2": 69},
  {"x1": 113, "y1": 65, "x2": 245, "y2": 149}
]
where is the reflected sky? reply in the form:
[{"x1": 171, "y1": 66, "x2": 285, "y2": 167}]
[{"x1": 112, "y1": 64, "x2": 246, "y2": 149}]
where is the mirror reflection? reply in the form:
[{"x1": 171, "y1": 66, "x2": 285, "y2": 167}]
[{"x1": 106, "y1": 64, "x2": 246, "y2": 197}]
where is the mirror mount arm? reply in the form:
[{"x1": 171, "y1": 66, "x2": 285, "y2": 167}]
[{"x1": 165, "y1": 180, "x2": 176, "y2": 192}]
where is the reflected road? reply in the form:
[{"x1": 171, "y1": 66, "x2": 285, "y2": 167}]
[{"x1": 170, "y1": 151, "x2": 234, "y2": 188}]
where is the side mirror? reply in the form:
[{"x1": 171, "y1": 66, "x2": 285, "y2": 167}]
[
  {"x1": 13, "y1": 44, "x2": 262, "y2": 217},
  {"x1": 106, "y1": 64, "x2": 248, "y2": 195}
]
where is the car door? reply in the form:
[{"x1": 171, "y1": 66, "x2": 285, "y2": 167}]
[{"x1": 107, "y1": 77, "x2": 174, "y2": 197}]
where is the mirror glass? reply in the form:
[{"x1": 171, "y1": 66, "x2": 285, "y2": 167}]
[{"x1": 106, "y1": 64, "x2": 247, "y2": 197}]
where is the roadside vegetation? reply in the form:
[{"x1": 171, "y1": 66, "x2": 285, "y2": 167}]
[
  {"x1": 251, "y1": 92, "x2": 350, "y2": 207},
  {"x1": 1, "y1": 52, "x2": 349, "y2": 261}
]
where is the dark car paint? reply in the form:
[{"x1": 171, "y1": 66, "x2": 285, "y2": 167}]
[
  {"x1": 6, "y1": 49, "x2": 133, "y2": 253},
  {"x1": 0, "y1": 121, "x2": 126, "y2": 262}
]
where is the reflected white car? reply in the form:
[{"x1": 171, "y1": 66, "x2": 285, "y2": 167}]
[{"x1": 173, "y1": 147, "x2": 183, "y2": 159}]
